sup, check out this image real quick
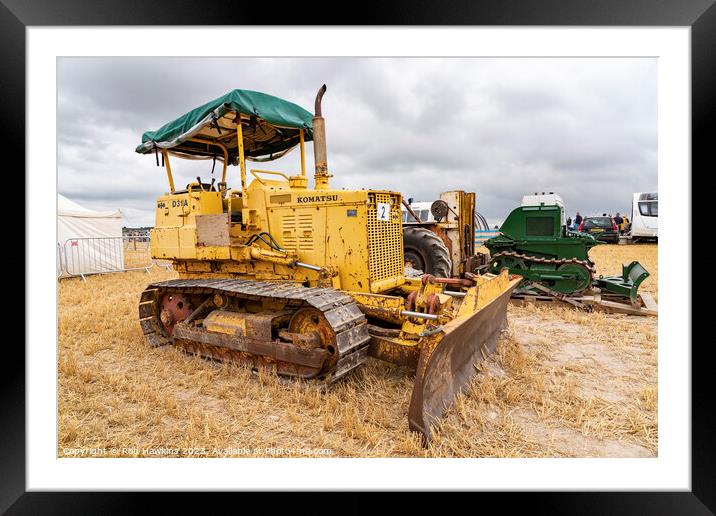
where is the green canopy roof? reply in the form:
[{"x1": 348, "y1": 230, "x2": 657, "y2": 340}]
[{"x1": 135, "y1": 89, "x2": 314, "y2": 163}]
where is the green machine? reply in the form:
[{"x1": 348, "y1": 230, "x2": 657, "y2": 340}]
[{"x1": 484, "y1": 194, "x2": 649, "y2": 299}]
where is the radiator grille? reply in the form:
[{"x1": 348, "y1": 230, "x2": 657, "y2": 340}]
[{"x1": 367, "y1": 192, "x2": 403, "y2": 284}]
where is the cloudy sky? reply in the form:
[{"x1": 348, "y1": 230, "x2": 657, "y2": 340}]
[{"x1": 58, "y1": 57, "x2": 657, "y2": 227}]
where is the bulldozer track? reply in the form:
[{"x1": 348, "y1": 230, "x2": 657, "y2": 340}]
[
  {"x1": 489, "y1": 251, "x2": 596, "y2": 295},
  {"x1": 138, "y1": 279, "x2": 371, "y2": 385},
  {"x1": 490, "y1": 251, "x2": 596, "y2": 272}
]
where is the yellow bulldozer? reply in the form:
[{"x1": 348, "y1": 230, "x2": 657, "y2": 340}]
[{"x1": 136, "y1": 85, "x2": 521, "y2": 441}]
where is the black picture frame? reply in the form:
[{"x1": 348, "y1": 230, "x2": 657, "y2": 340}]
[{"x1": 6, "y1": 0, "x2": 708, "y2": 512}]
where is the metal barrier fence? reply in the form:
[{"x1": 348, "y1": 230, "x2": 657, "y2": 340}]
[
  {"x1": 57, "y1": 242, "x2": 67, "y2": 278},
  {"x1": 59, "y1": 236, "x2": 168, "y2": 280},
  {"x1": 153, "y1": 258, "x2": 174, "y2": 271}
]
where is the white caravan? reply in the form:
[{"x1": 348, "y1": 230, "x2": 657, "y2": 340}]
[{"x1": 630, "y1": 192, "x2": 658, "y2": 240}]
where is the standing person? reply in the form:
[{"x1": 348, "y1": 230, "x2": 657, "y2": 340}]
[
  {"x1": 614, "y1": 212, "x2": 624, "y2": 234},
  {"x1": 567, "y1": 215, "x2": 572, "y2": 229},
  {"x1": 574, "y1": 212, "x2": 583, "y2": 229}
]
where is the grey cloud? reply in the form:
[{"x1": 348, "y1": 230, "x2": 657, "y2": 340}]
[{"x1": 58, "y1": 57, "x2": 657, "y2": 227}]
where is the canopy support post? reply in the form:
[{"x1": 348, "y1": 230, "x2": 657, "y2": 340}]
[
  {"x1": 299, "y1": 129, "x2": 306, "y2": 177},
  {"x1": 236, "y1": 116, "x2": 247, "y2": 196},
  {"x1": 161, "y1": 149, "x2": 175, "y2": 193}
]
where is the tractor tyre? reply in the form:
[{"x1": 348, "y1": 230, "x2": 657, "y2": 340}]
[{"x1": 402, "y1": 226, "x2": 452, "y2": 277}]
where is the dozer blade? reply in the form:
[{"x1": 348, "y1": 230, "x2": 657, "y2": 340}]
[
  {"x1": 594, "y1": 260, "x2": 649, "y2": 303},
  {"x1": 408, "y1": 273, "x2": 521, "y2": 442}
]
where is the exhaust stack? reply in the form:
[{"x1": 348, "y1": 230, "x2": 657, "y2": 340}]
[{"x1": 312, "y1": 84, "x2": 331, "y2": 190}]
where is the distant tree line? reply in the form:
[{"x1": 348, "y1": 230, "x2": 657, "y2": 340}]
[{"x1": 122, "y1": 226, "x2": 152, "y2": 237}]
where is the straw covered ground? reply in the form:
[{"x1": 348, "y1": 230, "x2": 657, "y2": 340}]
[{"x1": 58, "y1": 243, "x2": 657, "y2": 458}]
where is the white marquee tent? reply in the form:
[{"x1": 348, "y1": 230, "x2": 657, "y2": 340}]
[{"x1": 57, "y1": 194, "x2": 124, "y2": 276}]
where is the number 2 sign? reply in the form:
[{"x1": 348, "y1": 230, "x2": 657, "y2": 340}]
[{"x1": 376, "y1": 203, "x2": 391, "y2": 221}]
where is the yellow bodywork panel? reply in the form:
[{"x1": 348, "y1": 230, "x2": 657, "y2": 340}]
[
  {"x1": 259, "y1": 180, "x2": 403, "y2": 292},
  {"x1": 151, "y1": 175, "x2": 405, "y2": 294},
  {"x1": 151, "y1": 190, "x2": 224, "y2": 260}
]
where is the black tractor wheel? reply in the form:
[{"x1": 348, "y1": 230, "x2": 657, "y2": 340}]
[{"x1": 402, "y1": 226, "x2": 452, "y2": 277}]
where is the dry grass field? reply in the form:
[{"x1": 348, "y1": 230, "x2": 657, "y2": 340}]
[{"x1": 58, "y1": 243, "x2": 657, "y2": 458}]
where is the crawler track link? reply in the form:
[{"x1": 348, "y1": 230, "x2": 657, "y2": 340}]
[{"x1": 138, "y1": 279, "x2": 371, "y2": 385}]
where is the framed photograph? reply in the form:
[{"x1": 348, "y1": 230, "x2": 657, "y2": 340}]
[{"x1": 7, "y1": 0, "x2": 709, "y2": 511}]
